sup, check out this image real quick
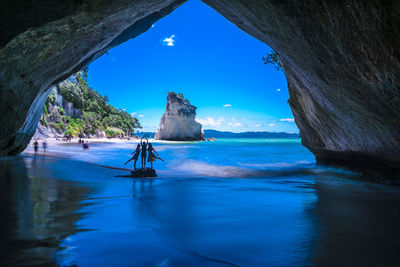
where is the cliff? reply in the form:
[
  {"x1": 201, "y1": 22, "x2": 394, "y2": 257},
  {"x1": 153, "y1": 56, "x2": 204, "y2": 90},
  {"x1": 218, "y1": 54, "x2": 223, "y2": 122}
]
[
  {"x1": 35, "y1": 71, "x2": 141, "y2": 139},
  {"x1": 155, "y1": 92, "x2": 205, "y2": 141}
]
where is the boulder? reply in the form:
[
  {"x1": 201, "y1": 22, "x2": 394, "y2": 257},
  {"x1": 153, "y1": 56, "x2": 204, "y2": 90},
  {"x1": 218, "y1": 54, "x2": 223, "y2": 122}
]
[
  {"x1": 116, "y1": 168, "x2": 157, "y2": 178},
  {"x1": 155, "y1": 92, "x2": 205, "y2": 141}
]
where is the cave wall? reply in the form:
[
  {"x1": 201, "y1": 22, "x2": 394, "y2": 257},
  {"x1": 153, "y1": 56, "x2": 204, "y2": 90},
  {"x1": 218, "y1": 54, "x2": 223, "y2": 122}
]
[
  {"x1": 0, "y1": 0, "x2": 399, "y2": 170},
  {"x1": 203, "y1": 0, "x2": 400, "y2": 169},
  {"x1": 0, "y1": 0, "x2": 186, "y2": 155}
]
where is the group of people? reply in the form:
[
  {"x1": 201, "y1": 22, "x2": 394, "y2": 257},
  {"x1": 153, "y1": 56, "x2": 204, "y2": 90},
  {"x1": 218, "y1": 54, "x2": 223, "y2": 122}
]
[
  {"x1": 78, "y1": 138, "x2": 90, "y2": 149},
  {"x1": 124, "y1": 138, "x2": 164, "y2": 170},
  {"x1": 32, "y1": 138, "x2": 47, "y2": 155}
]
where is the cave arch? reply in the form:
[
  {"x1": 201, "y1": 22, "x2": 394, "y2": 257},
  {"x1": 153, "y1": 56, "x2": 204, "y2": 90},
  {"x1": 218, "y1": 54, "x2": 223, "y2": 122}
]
[{"x1": 0, "y1": 0, "x2": 399, "y2": 171}]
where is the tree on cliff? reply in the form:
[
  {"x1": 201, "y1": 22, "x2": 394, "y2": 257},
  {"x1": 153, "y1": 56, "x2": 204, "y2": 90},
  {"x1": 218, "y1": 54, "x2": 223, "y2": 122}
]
[
  {"x1": 40, "y1": 70, "x2": 142, "y2": 138},
  {"x1": 262, "y1": 50, "x2": 283, "y2": 72}
]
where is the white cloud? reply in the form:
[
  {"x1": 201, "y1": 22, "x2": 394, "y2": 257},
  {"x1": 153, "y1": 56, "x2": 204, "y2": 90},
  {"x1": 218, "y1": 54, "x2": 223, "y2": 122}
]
[
  {"x1": 131, "y1": 112, "x2": 137, "y2": 116},
  {"x1": 228, "y1": 122, "x2": 243, "y2": 127},
  {"x1": 280, "y1": 118, "x2": 295, "y2": 122},
  {"x1": 138, "y1": 114, "x2": 144, "y2": 118},
  {"x1": 162, "y1": 35, "x2": 175, "y2": 46},
  {"x1": 276, "y1": 88, "x2": 281, "y2": 92},
  {"x1": 223, "y1": 104, "x2": 232, "y2": 107},
  {"x1": 196, "y1": 117, "x2": 225, "y2": 127},
  {"x1": 249, "y1": 123, "x2": 261, "y2": 127},
  {"x1": 120, "y1": 108, "x2": 126, "y2": 111},
  {"x1": 268, "y1": 123, "x2": 276, "y2": 127}
]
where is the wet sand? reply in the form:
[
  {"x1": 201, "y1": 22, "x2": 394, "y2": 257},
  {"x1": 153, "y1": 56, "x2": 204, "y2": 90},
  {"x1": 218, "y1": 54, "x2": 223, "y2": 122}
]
[{"x1": 2, "y1": 139, "x2": 400, "y2": 266}]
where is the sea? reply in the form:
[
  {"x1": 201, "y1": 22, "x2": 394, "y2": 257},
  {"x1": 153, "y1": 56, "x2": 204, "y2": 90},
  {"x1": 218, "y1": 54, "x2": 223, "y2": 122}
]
[{"x1": 1, "y1": 138, "x2": 400, "y2": 266}]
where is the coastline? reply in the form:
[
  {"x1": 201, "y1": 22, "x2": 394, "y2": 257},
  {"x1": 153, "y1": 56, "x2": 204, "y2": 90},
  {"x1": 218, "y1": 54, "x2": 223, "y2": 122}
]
[
  {"x1": 28, "y1": 137, "x2": 212, "y2": 147},
  {"x1": 30, "y1": 137, "x2": 142, "y2": 145}
]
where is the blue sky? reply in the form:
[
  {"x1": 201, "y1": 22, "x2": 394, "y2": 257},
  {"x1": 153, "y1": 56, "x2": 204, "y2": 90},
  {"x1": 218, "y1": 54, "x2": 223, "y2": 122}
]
[{"x1": 87, "y1": 0, "x2": 298, "y2": 133}]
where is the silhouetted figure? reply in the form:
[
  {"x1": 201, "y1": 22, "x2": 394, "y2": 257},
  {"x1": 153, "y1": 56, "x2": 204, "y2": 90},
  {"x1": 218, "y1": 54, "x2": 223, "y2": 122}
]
[
  {"x1": 83, "y1": 141, "x2": 89, "y2": 149},
  {"x1": 42, "y1": 140, "x2": 47, "y2": 154},
  {"x1": 147, "y1": 143, "x2": 164, "y2": 169},
  {"x1": 124, "y1": 143, "x2": 141, "y2": 170},
  {"x1": 33, "y1": 140, "x2": 39, "y2": 155},
  {"x1": 141, "y1": 138, "x2": 148, "y2": 169}
]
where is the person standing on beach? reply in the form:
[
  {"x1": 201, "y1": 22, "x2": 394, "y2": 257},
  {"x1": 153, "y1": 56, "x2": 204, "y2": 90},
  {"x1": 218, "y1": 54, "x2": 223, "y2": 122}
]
[
  {"x1": 147, "y1": 143, "x2": 165, "y2": 169},
  {"x1": 124, "y1": 143, "x2": 141, "y2": 170},
  {"x1": 42, "y1": 140, "x2": 47, "y2": 154},
  {"x1": 141, "y1": 138, "x2": 148, "y2": 169},
  {"x1": 33, "y1": 139, "x2": 39, "y2": 155}
]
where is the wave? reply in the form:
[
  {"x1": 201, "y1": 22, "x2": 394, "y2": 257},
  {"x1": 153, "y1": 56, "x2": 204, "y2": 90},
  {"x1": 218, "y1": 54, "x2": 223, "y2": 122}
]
[
  {"x1": 168, "y1": 159, "x2": 247, "y2": 177},
  {"x1": 166, "y1": 159, "x2": 364, "y2": 182},
  {"x1": 239, "y1": 160, "x2": 313, "y2": 168}
]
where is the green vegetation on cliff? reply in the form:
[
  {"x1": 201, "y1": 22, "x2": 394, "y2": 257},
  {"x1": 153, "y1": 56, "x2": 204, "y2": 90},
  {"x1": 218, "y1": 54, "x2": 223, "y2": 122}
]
[
  {"x1": 262, "y1": 50, "x2": 283, "y2": 72},
  {"x1": 40, "y1": 69, "x2": 141, "y2": 138}
]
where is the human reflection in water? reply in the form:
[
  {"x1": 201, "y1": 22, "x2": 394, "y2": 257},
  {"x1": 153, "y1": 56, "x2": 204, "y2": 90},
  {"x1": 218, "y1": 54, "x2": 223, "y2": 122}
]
[
  {"x1": 0, "y1": 156, "x2": 90, "y2": 266},
  {"x1": 132, "y1": 178, "x2": 154, "y2": 198}
]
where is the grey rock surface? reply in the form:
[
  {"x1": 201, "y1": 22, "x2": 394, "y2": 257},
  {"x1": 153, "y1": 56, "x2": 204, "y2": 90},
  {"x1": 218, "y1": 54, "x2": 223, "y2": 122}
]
[
  {"x1": 0, "y1": 0, "x2": 399, "y2": 171},
  {"x1": 203, "y1": 0, "x2": 400, "y2": 169},
  {"x1": 33, "y1": 123, "x2": 56, "y2": 139},
  {"x1": 155, "y1": 92, "x2": 205, "y2": 141}
]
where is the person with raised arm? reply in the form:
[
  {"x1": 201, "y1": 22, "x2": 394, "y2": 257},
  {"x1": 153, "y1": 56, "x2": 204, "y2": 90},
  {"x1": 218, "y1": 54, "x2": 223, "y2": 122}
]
[
  {"x1": 147, "y1": 142, "x2": 165, "y2": 169},
  {"x1": 141, "y1": 138, "x2": 148, "y2": 169},
  {"x1": 124, "y1": 143, "x2": 141, "y2": 170}
]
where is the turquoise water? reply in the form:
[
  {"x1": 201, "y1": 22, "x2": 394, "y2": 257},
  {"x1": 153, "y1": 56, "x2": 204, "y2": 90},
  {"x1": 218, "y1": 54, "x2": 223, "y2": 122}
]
[{"x1": 2, "y1": 138, "x2": 400, "y2": 266}]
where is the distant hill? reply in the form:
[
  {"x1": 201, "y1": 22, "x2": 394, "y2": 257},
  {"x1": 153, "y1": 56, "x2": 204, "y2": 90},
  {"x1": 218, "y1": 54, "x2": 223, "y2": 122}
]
[
  {"x1": 135, "y1": 130, "x2": 299, "y2": 139},
  {"x1": 204, "y1": 129, "x2": 299, "y2": 139}
]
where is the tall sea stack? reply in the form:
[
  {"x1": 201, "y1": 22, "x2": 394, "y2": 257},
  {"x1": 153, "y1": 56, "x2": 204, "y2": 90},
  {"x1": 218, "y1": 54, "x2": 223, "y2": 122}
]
[{"x1": 155, "y1": 92, "x2": 204, "y2": 141}]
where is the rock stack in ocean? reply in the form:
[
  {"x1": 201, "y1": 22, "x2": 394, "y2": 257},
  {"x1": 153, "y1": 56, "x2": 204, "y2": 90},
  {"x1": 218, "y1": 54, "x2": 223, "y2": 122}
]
[{"x1": 155, "y1": 92, "x2": 204, "y2": 141}]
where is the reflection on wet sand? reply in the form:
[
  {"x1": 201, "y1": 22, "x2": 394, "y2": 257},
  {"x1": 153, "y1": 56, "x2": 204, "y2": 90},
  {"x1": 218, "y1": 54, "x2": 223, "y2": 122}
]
[
  {"x1": 311, "y1": 178, "x2": 400, "y2": 266},
  {"x1": 128, "y1": 173, "x2": 400, "y2": 266},
  {"x1": 0, "y1": 156, "x2": 91, "y2": 266},
  {"x1": 2, "y1": 151, "x2": 400, "y2": 266}
]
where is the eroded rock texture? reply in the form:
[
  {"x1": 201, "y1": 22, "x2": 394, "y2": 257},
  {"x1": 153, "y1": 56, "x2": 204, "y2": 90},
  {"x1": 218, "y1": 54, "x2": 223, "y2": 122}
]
[
  {"x1": 204, "y1": 0, "x2": 400, "y2": 170},
  {"x1": 155, "y1": 92, "x2": 204, "y2": 141},
  {"x1": 0, "y1": 0, "x2": 185, "y2": 155},
  {"x1": 0, "y1": 1, "x2": 399, "y2": 171}
]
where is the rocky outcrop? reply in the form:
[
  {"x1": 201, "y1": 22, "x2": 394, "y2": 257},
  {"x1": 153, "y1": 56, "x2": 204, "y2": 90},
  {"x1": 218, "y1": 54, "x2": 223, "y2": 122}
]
[
  {"x1": 33, "y1": 123, "x2": 57, "y2": 139},
  {"x1": 116, "y1": 168, "x2": 157, "y2": 178},
  {"x1": 53, "y1": 77, "x2": 83, "y2": 119},
  {"x1": 155, "y1": 92, "x2": 204, "y2": 141},
  {"x1": 0, "y1": 1, "x2": 399, "y2": 172},
  {"x1": 33, "y1": 73, "x2": 132, "y2": 139}
]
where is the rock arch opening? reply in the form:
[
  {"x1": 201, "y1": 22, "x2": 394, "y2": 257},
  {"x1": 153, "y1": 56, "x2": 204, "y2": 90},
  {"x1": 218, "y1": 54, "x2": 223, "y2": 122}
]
[
  {"x1": 82, "y1": 0, "x2": 296, "y2": 139},
  {"x1": 0, "y1": 0, "x2": 399, "y2": 172}
]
